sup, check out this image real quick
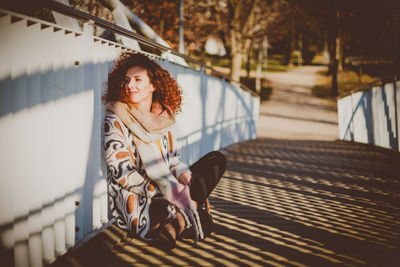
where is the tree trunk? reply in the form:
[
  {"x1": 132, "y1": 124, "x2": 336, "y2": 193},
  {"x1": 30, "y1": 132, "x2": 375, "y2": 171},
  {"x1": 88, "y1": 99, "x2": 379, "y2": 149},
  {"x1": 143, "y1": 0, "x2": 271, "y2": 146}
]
[
  {"x1": 230, "y1": 52, "x2": 242, "y2": 81},
  {"x1": 337, "y1": 33, "x2": 343, "y2": 72},
  {"x1": 246, "y1": 42, "x2": 253, "y2": 78},
  {"x1": 255, "y1": 40, "x2": 263, "y2": 93},
  {"x1": 263, "y1": 36, "x2": 268, "y2": 71},
  {"x1": 229, "y1": 25, "x2": 244, "y2": 81},
  {"x1": 246, "y1": 53, "x2": 251, "y2": 78},
  {"x1": 331, "y1": 56, "x2": 339, "y2": 97},
  {"x1": 227, "y1": 0, "x2": 258, "y2": 81},
  {"x1": 328, "y1": 37, "x2": 339, "y2": 97},
  {"x1": 393, "y1": 1, "x2": 400, "y2": 78},
  {"x1": 358, "y1": 52, "x2": 364, "y2": 83},
  {"x1": 328, "y1": 14, "x2": 339, "y2": 97},
  {"x1": 326, "y1": 3, "x2": 339, "y2": 97},
  {"x1": 298, "y1": 32, "x2": 303, "y2": 67},
  {"x1": 284, "y1": 32, "x2": 294, "y2": 66}
]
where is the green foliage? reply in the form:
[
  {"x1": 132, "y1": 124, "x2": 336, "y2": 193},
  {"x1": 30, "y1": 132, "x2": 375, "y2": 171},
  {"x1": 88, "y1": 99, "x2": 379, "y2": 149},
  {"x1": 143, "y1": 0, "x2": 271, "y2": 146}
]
[
  {"x1": 209, "y1": 54, "x2": 291, "y2": 73},
  {"x1": 259, "y1": 86, "x2": 273, "y2": 101},
  {"x1": 312, "y1": 68, "x2": 378, "y2": 98},
  {"x1": 239, "y1": 76, "x2": 272, "y2": 101},
  {"x1": 209, "y1": 58, "x2": 230, "y2": 68},
  {"x1": 266, "y1": 57, "x2": 290, "y2": 72},
  {"x1": 311, "y1": 85, "x2": 332, "y2": 98}
]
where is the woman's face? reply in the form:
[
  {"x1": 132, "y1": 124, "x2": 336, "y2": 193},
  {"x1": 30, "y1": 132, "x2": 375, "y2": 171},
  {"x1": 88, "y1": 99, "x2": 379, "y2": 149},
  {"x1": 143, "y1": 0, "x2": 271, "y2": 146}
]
[{"x1": 124, "y1": 65, "x2": 155, "y2": 104}]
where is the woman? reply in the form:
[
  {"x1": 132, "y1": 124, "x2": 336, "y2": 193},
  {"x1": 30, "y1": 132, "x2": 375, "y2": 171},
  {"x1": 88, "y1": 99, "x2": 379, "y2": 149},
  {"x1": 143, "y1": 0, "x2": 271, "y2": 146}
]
[{"x1": 103, "y1": 52, "x2": 226, "y2": 249}]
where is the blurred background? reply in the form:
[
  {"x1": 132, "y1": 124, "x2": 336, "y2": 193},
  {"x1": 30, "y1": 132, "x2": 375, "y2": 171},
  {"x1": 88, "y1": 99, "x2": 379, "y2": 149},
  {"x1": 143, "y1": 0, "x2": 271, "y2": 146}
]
[{"x1": 4, "y1": 0, "x2": 400, "y2": 99}]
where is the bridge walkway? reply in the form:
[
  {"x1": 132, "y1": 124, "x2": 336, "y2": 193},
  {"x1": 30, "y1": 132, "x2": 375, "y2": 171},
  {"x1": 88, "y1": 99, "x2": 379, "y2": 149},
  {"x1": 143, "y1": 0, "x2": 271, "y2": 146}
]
[{"x1": 52, "y1": 66, "x2": 400, "y2": 266}]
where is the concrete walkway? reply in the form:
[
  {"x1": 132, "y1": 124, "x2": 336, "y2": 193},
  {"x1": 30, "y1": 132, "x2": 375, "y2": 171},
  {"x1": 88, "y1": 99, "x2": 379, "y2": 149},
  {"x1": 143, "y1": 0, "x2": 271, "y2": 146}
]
[
  {"x1": 53, "y1": 67, "x2": 400, "y2": 266},
  {"x1": 258, "y1": 66, "x2": 338, "y2": 140}
]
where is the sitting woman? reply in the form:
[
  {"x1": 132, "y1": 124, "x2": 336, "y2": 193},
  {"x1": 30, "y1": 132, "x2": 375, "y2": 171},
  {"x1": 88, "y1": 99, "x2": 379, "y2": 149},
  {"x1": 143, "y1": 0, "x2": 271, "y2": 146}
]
[{"x1": 103, "y1": 52, "x2": 226, "y2": 249}]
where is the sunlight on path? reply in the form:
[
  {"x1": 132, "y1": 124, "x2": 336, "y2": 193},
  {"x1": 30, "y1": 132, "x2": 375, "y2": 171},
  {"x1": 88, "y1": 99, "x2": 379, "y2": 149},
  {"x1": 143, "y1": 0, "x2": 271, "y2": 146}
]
[{"x1": 259, "y1": 66, "x2": 338, "y2": 140}]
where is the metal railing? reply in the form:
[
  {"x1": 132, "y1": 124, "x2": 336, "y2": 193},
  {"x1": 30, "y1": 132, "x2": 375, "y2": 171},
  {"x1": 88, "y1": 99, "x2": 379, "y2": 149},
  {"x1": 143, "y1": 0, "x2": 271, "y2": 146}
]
[
  {"x1": 337, "y1": 77, "x2": 399, "y2": 151},
  {"x1": 37, "y1": 0, "x2": 258, "y2": 97}
]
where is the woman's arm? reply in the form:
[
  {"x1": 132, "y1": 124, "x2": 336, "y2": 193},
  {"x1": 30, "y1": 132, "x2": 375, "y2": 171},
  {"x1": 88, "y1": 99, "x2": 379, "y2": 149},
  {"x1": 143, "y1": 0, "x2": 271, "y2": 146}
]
[
  {"x1": 167, "y1": 129, "x2": 192, "y2": 182},
  {"x1": 104, "y1": 114, "x2": 152, "y2": 196}
]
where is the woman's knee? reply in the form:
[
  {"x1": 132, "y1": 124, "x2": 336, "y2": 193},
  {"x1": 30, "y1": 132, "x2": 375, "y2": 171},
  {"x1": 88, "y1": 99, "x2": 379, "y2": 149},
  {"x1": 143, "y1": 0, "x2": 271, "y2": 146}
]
[
  {"x1": 207, "y1": 151, "x2": 226, "y2": 176},
  {"x1": 206, "y1": 151, "x2": 225, "y2": 161},
  {"x1": 192, "y1": 151, "x2": 227, "y2": 175}
]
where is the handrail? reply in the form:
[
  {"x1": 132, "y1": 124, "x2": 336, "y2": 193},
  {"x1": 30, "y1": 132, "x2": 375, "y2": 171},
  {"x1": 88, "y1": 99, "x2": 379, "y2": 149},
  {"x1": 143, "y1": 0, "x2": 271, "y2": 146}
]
[
  {"x1": 36, "y1": 0, "x2": 259, "y2": 97},
  {"x1": 337, "y1": 75, "x2": 397, "y2": 99}
]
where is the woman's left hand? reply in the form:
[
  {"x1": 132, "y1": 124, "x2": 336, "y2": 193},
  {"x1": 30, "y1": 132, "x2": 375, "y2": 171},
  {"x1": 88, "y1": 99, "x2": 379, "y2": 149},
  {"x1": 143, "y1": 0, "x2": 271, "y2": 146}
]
[
  {"x1": 178, "y1": 171, "x2": 192, "y2": 186},
  {"x1": 163, "y1": 181, "x2": 204, "y2": 243}
]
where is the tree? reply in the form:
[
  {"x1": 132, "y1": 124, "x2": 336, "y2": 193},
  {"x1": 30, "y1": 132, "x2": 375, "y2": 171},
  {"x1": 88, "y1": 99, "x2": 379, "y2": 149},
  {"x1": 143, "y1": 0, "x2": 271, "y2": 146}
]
[
  {"x1": 117, "y1": 0, "x2": 180, "y2": 49},
  {"x1": 77, "y1": 0, "x2": 287, "y2": 82},
  {"x1": 135, "y1": 0, "x2": 287, "y2": 81},
  {"x1": 187, "y1": 0, "x2": 285, "y2": 81},
  {"x1": 302, "y1": 0, "x2": 400, "y2": 96},
  {"x1": 225, "y1": 0, "x2": 285, "y2": 80}
]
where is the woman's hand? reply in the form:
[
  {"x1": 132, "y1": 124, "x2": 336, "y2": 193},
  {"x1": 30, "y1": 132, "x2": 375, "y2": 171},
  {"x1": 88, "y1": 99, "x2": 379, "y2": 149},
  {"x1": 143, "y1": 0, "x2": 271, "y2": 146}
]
[
  {"x1": 178, "y1": 171, "x2": 192, "y2": 186},
  {"x1": 163, "y1": 181, "x2": 204, "y2": 243},
  {"x1": 164, "y1": 182, "x2": 192, "y2": 210}
]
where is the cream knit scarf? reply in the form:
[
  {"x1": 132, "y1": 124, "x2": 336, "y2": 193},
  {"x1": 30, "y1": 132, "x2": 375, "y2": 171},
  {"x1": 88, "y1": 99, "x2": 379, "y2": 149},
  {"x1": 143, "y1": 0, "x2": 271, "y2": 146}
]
[{"x1": 106, "y1": 101, "x2": 203, "y2": 242}]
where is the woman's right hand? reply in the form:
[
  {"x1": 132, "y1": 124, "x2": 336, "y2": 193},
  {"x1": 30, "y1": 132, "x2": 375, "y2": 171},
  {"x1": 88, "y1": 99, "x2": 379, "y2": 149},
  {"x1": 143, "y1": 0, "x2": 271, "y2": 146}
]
[
  {"x1": 163, "y1": 181, "x2": 204, "y2": 243},
  {"x1": 178, "y1": 171, "x2": 192, "y2": 185},
  {"x1": 164, "y1": 182, "x2": 191, "y2": 210}
]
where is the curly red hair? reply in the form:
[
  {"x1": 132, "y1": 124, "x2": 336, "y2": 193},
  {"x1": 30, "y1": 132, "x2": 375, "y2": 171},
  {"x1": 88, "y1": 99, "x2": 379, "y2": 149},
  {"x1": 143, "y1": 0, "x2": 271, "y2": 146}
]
[{"x1": 104, "y1": 52, "x2": 183, "y2": 113}]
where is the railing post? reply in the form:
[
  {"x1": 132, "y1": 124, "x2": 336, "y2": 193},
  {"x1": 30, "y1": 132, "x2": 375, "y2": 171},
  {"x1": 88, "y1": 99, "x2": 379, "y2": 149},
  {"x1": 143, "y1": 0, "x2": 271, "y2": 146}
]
[
  {"x1": 393, "y1": 77, "x2": 399, "y2": 150},
  {"x1": 368, "y1": 87, "x2": 374, "y2": 144},
  {"x1": 350, "y1": 91, "x2": 354, "y2": 141},
  {"x1": 83, "y1": 20, "x2": 94, "y2": 36}
]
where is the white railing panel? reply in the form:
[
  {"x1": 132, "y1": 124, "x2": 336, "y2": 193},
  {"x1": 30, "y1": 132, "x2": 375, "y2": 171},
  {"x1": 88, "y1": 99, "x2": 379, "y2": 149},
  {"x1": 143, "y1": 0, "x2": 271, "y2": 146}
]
[
  {"x1": 352, "y1": 90, "x2": 372, "y2": 144},
  {"x1": 205, "y1": 76, "x2": 225, "y2": 127},
  {"x1": 0, "y1": 15, "x2": 15, "y2": 258},
  {"x1": 372, "y1": 84, "x2": 395, "y2": 149},
  {"x1": 71, "y1": 30, "x2": 90, "y2": 244},
  {"x1": 338, "y1": 81, "x2": 399, "y2": 151},
  {"x1": 337, "y1": 95, "x2": 354, "y2": 140},
  {"x1": 204, "y1": 76, "x2": 225, "y2": 151},
  {"x1": 397, "y1": 81, "x2": 400, "y2": 150},
  {"x1": 384, "y1": 82, "x2": 397, "y2": 148},
  {"x1": 175, "y1": 71, "x2": 204, "y2": 163},
  {"x1": 10, "y1": 18, "x2": 32, "y2": 267},
  {"x1": 62, "y1": 26, "x2": 80, "y2": 252}
]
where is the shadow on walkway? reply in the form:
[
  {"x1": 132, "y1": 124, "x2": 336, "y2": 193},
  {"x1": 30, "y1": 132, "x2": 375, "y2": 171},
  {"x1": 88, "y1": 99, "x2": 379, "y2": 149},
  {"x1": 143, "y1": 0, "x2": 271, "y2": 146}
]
[{"x1": 53, "y1": 138, "x2": 400, "y2": 266}]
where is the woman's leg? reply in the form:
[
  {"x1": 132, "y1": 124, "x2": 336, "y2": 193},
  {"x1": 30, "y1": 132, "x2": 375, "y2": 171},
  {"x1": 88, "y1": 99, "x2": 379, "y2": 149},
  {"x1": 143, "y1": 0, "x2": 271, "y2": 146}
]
[{"x1": 189, "y1": 151, "x2": 226, "y2": 206}]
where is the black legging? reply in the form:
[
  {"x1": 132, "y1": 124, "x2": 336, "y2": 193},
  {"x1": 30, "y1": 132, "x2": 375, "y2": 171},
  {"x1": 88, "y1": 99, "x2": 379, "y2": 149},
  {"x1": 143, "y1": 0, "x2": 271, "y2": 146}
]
[{"x1": 189, "y1": 151, "x2": 226, "y2": 206}]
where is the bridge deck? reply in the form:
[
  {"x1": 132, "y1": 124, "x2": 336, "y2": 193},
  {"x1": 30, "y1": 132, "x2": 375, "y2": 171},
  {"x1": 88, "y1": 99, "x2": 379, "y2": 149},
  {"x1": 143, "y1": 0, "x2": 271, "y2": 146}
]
[{"x1": 53, "y1": 138, "x2": 400, "y2": 266}]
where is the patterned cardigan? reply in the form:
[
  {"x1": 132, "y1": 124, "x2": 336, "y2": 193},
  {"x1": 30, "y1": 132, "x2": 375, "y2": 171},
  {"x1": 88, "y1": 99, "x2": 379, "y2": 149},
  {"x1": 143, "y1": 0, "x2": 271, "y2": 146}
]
[{"x1": 103, "y1": 111, "x2": 190, "y2": 239}]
